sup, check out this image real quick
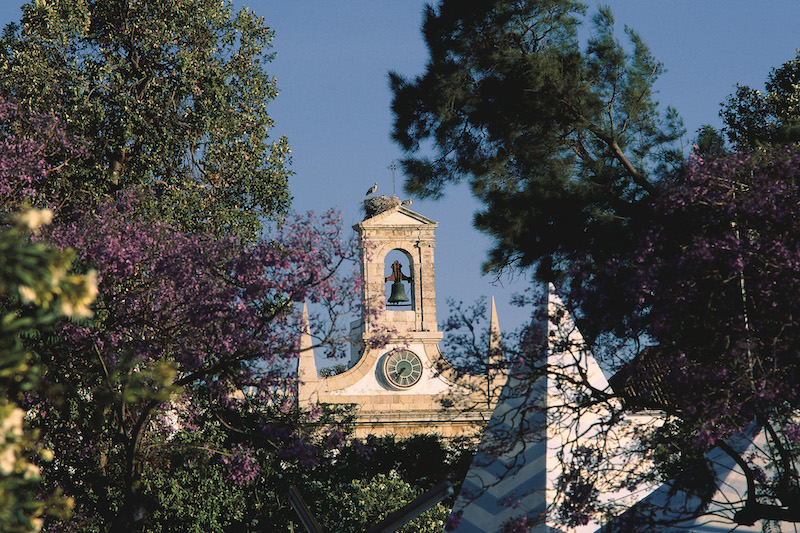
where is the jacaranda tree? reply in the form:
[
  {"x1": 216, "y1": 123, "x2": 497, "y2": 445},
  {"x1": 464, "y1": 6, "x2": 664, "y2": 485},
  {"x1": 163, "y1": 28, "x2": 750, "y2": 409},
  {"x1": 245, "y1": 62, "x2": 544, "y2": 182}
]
[
  {"x1": 0, "y1": 1, "x2": 348, "y2": 529},
  {"x1": 558, "y1": 145, "x2": 800, "y2": 528},
  {"x1": 0, "y1": 97, "x2": 86, "y2": 212},
  {"x1": 30, "y1": 193, "x2": 362, "y2": 532},
  {"x1": 440, "y1": 147, "x2": 800, "y2": 529}
]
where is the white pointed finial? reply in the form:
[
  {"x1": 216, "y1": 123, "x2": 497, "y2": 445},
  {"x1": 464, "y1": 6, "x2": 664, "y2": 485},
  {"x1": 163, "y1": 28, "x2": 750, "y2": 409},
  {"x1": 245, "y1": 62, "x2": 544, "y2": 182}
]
[{"x1": 297, "y1": 302, "x2": 317, "y2": 381}]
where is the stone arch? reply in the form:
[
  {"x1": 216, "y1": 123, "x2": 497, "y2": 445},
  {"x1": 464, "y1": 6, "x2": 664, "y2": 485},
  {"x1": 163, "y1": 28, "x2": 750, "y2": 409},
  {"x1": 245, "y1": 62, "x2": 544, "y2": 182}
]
[{"x1": 383, "y1": 247, "x2": 414, "y2": 310}]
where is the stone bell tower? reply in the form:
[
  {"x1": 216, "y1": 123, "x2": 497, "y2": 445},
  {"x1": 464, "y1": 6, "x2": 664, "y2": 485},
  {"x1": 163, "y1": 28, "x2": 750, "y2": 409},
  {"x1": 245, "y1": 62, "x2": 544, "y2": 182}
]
[
  {"x1": 348, "y1": 203, "x2": 442, "y2": 374},
  {"x1": 297, "y1": 199, "x2": 504, "y2": 438}
]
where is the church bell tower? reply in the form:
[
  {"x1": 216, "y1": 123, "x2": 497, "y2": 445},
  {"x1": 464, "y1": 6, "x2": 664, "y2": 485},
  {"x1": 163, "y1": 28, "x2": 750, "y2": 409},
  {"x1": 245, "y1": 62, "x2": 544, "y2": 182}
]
[
  {"x1": 347, "y1": 202, "x2": 443, "y2": 388},
  {"x1": 297, "y1": 198, "x2": 503, "y2": 438}
]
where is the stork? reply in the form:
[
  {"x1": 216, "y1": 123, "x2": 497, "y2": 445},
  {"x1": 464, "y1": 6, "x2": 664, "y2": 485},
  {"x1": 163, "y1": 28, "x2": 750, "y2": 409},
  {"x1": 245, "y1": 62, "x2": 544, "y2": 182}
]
[{"x1": 365, "y1": 182, "x2": 378, "y2": 196}]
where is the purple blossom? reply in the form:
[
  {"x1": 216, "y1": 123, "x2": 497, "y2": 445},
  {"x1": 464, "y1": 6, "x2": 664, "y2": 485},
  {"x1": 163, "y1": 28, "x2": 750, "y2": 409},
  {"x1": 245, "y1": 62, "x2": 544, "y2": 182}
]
[
  {"x1": 46, "y1": 190, "x2": 361, "y2": 392},
  {"x1": 785, "y1": 423, "x2": 800, "y2": 444},
  {"x1": 566, "y1": 145, "x2": 800, "y2": 446},
  {"x1": 221, "y1": 444, "x2": 260, "y2": 486},
  {"x1": 0, "y1": 97, "x2": 87, "y2": 210},
  {"x1": 500, "y1": 515, "x2": 532, "y2": 533},
  {"x1": 445, "y1": 509, "x2": 463, "y2": 531}
]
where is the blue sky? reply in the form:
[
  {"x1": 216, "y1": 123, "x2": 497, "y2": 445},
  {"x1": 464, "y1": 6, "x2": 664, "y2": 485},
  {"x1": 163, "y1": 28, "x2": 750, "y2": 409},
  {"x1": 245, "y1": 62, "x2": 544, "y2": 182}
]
[{"x1": 2, "y1": 1, "x2": 799, "y2": 349}]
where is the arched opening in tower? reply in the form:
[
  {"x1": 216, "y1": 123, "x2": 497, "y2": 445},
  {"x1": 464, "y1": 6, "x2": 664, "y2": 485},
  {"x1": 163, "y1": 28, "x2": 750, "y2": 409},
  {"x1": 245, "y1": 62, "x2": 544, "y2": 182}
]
[{"x1": 383, "y1": 249, "x2": 413, "y2": 309}]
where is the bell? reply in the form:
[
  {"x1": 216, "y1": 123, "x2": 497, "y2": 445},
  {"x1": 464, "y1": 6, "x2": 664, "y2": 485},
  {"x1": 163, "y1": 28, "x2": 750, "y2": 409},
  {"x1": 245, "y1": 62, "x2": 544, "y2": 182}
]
[{"x1": 387, "y1": 281, "x2": 410, "y2": 305}]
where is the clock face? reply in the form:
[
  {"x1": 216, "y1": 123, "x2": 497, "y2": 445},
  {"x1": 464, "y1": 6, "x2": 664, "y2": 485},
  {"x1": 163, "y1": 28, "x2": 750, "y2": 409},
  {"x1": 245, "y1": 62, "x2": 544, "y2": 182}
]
[{"x1": 383, "y1": 350, "x2": 423, "y2": 389}]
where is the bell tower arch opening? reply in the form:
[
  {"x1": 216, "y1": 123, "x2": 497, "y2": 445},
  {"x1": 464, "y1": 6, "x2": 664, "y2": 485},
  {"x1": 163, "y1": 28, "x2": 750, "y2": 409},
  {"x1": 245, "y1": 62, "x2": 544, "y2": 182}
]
[{"x1": 384, "y1": 249, "x2": 413, "y2": 309}]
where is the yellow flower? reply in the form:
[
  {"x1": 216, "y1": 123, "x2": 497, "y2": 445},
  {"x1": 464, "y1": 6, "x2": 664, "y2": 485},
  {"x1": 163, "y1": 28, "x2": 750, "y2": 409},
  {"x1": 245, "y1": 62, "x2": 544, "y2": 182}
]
[
  {"x1": 1, "y1": 407, "x2": 25, "y2": 437},
  {"x1": 15, "y1": 208, "x2": 53, "y2": 231},
  {"x1": 0, "y1": 445, "x2": 17, "y2": 474},
  {"x1": 59, "y1": 270, "x2": 99, "y2": 318},
  {"x1": 18, "y1": 285, "x2": 38, "y2": 304},
  {"x1": 23, "y1": 462, "x2": 41, "y2": 480}
]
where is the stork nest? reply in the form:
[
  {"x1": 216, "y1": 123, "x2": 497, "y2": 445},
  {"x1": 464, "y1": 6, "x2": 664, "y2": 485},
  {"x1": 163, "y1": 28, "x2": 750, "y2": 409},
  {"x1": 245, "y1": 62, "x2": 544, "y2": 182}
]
[{"x1": 363, "y1": 195, "x2": 400, "y2": 219}]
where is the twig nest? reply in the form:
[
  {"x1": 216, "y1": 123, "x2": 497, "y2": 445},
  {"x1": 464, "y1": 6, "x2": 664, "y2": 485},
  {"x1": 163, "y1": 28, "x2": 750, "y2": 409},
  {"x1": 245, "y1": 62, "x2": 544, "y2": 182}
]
[{"x1": 363, "y1": 195, "x2": 400, "y2": 219}]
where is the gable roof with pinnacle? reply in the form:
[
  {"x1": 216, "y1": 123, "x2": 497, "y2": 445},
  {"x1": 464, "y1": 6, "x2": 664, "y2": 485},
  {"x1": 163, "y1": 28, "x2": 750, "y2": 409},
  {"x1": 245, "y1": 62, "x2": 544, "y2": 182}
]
[{"x1": 353, "y1": 205, "x2": 438, "y2": 232}]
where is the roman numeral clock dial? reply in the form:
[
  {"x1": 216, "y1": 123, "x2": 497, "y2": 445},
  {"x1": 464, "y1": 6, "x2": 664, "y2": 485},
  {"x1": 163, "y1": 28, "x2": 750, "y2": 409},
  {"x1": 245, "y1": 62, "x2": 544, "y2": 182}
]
[{"x1": 383, "y1": 350, "x2": 422, "y2": 389}]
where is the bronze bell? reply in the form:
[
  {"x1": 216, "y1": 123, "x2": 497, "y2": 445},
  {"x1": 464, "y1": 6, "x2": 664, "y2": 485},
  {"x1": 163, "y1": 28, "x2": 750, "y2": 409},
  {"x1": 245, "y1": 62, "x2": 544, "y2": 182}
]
[
  {"x1": 387, "y1": 281, "x2": 410, "y2": 305},
  {"x1": 386, "y1": 259, "x2": 411, "y2": 306}
]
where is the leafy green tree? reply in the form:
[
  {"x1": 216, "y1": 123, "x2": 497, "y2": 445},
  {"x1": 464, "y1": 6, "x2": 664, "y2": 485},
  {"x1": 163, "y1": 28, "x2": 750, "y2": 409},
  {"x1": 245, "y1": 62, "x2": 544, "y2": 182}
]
[
  {"x1": 136, "y1": 415, "x2": 472, "y2": 532},
  {"x1": 0, "y1": 0, "x2": 291, "y2": 238},
  {"x1": 721, "y1": 50, "x2": 800, "y2": 150},
  {"x1": 298, "y1": 434, "x2": 474, "y2": 533},
  {"x1": 138, "y1": 401, "x2": 352, "y2": 533},
  {"x1": 390, "y1": 0, "x2": 683, "y2": 278},
  {"x1": 307, "y1": 471, "x2": 449, "y2": 533}
]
